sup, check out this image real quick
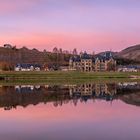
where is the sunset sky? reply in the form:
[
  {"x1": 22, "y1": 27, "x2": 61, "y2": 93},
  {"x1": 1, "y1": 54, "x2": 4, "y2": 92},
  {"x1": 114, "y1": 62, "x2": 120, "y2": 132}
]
[{"x1": 0, "y1": 0, "x2": 140, "y2": 53}]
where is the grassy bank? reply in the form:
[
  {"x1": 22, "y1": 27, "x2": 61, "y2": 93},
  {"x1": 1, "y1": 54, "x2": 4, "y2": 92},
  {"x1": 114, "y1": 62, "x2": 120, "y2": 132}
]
[{"x1": 0, "y1": 71, "x2": 140, "y2": 84}]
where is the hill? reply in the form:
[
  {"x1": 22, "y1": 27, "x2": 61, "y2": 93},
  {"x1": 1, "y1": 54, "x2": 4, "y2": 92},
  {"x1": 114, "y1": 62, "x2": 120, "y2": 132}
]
[
  {"x1": 0, "y1": 44, "x2": 140, "y2": 70},
  {"x1": 117, "y1": 44, "x2": 140, "y2": 61},
  {"x1": 0, "y1": 46, "x2": 71, "y2": 70},
  {"x1": 97, "y1": 45, "x2": 140, "y2": 65}
]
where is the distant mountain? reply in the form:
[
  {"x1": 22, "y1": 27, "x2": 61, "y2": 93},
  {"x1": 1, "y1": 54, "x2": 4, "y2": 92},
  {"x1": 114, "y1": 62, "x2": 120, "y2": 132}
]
[
  {"x1": 117, "y1": 44, "x2": 140, "y2": 62},
  {"x1": 97, "y1": 45, "x2": 140, "y2": 64}
]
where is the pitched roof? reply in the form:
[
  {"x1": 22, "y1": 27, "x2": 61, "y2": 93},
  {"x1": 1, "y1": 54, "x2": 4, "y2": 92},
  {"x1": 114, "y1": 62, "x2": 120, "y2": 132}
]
[
  {"x1": 70, "y1": 56, "x2": 81, "y2": 62},
  {"x1": 95, "y1": 52, "x2": 114, "y2": 61},
  {"x1": 70, "y1": 51, "x2": 115, "y2": 62},
  {"x1": 81, "y1": 53, "x2": 92, "y2": 60}
]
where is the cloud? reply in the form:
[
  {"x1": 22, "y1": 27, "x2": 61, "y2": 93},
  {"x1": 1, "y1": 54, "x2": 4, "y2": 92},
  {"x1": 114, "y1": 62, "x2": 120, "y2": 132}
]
[
  {"x1": 0, "y1": 0, "x2": 140, "y2": 52},
  {"x1": 0, "y1": 0, "x2": 41, "y2": 15},
  {"x1": 1, "y1": 30, "x2": 140, "y2": 53}
]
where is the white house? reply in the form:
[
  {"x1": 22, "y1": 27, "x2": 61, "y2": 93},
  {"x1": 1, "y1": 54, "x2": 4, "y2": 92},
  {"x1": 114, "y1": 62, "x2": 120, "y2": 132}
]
[
  {"x1": 118, "y1": 66, "x2": 138, "y2": 72},
  {"x1": 4, "y1": 44, "x2": 13, "y2": 49},
  {"x1": 15, "y1": 64, "x2": 41, "y2": 71}
]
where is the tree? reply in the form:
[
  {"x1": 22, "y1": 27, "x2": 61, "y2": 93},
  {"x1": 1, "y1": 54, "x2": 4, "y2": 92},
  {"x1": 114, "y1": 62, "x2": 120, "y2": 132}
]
[
  {"x1": 53, "y1": 47, "x2": 58, "y2": 53},
  {"x1": 72, "y1": 48, "x2": 78, "y2": 55},
  {"x1": 43, "y1": 49, "x2": 47, "y2": 53},
  {"x1": 0, "y1": 62, "x2": 13, "y2": 71},
  {"x1": 107, "y1": 61, "x2": 116, "y2": 71},
  {"x1": 59, "y1": 48, "x2": 63, "y2": 54}
]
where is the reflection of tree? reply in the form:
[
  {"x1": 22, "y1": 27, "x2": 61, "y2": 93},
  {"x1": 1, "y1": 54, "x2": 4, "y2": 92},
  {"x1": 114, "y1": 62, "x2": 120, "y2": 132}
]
[
  {"x1": 0, "y1": 83, "x2": 139, "y2": 110},
  {"x1": 119, "y1": 92, "x2": 140, "y2": 106},
  {"x1": 0, "y1": 86, "x2": 70, "y2": 110}
]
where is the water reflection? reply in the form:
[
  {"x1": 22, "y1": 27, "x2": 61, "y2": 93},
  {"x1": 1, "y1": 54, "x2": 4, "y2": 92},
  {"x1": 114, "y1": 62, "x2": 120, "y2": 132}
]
[
  {"x1": 70, "y1": 83, "x2": 117, "y2": 103},
  {"x1": 0, "y1": 82, "x2": 140, "y2": 140},
  {"x1": 0, "y1": 82, "x2": 140, "y2": 110}
]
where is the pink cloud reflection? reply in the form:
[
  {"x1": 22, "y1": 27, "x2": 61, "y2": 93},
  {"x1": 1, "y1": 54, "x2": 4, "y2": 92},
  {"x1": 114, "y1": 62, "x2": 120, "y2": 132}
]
[{"x1": 0, "y1": 100, "x2": 139, "y2": 123}]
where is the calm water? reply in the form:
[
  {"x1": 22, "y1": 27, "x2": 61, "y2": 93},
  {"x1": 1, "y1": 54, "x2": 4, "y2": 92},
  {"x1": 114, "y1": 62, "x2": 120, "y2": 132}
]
[{"x1": 0, "y1": 82, "x2": 140, "y2": 140}]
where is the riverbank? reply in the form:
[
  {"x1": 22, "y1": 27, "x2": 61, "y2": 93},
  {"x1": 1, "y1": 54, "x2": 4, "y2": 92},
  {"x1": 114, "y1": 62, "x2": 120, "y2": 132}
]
[{"x1": 0, "y1": 71, "x2": 140, "y2": 84}]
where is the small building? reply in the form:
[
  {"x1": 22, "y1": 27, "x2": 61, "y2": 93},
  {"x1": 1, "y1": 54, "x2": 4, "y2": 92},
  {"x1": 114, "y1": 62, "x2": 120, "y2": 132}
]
[
  {"x1": 118, "y1": 65, "x2": 138, "y2": 72},
  {"x1": 4, "y1": 44, "x2": 13, "y2": 49},
  {"x1": 15, "y1": 64, "x2": 42, "y2": 71}
]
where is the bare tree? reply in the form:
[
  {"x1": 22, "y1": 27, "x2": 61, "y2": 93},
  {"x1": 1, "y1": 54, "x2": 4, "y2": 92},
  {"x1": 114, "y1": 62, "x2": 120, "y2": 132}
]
[
  {"x1": 72, "y1": 48, "x2": 78, "y2": 55},
  {"x1": 53, "y1": 47, "x2": 58, "y2": 53}
]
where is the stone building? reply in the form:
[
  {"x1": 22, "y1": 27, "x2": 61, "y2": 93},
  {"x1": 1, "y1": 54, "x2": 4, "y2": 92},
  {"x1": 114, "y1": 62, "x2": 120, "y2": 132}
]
[{"x1": 69, "y1": 52, "x2": 116, "y2": 72}]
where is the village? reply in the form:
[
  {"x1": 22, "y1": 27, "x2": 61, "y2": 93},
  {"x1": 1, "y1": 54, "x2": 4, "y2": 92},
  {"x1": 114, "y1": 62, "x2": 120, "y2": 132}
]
[{"x1": 14, "y1": 52, "x2": 140, "y2": 72}]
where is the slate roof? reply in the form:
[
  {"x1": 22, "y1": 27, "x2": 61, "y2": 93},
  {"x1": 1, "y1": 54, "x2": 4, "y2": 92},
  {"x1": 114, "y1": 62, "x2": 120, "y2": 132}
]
[
  {"x1": 95, "y1": 52, "x2": 114, "y2": 62},
  {"x1": 70, "y1": 56, "x2": 81, "y2": 62},
  {"x1": 81, "y1": 53, "x2": 92, "y2": 60},
  {"x1": 70, "y1": 52, "x2": 115, "y2": 62}
]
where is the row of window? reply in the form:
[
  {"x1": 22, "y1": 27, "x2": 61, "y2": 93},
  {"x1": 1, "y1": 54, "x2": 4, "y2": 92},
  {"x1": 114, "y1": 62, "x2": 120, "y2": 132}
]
[{"x1": 73, "y1": 63, "x2": 107, "y2": 66}]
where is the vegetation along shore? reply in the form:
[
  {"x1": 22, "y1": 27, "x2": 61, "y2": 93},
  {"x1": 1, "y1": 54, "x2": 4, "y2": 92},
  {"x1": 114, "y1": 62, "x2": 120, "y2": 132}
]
[{"x1": 0, "y1": 71, "x2": 140, "y2": 84}]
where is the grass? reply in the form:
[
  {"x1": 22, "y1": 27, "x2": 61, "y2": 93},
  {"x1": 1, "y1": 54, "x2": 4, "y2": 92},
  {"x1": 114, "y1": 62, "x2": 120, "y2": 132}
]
[{"x1": 0, "y1": 71, "x2": 140, "y2": 85}]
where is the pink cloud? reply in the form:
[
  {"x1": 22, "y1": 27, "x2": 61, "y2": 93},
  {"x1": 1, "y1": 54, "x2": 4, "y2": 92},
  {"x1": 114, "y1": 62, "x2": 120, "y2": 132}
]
[
  {"x1": 0, "y1": 0, "x2": 40, "y2": 15},
  {"x1": 0, "y1": 31, "x2": 140, "y2": 53}
]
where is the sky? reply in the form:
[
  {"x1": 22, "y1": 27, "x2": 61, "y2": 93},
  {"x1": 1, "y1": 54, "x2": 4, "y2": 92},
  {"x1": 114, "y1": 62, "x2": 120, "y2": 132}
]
[{"x1": 0, "y1": 0, "x2": 140, "y2": 53}]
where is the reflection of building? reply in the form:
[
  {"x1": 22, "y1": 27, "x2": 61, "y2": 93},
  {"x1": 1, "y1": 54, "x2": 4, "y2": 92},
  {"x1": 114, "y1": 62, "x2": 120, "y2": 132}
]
[
  {"x1": 70, "y1": 83, "x2": 117, "y2": 101},
  {"x1": 0, "y1": 82, "x2": 139, "y2": 110},
  {"x1": 15, "y1": 85, "x2": 41, "y2": 91},
  {"x1": 118, "y1": 82, "x2": 140, "y2": 90},
  {"x1": 69, "y1": 52, "x2": 116, "y2": 72},
  {"x1": 70, "y1": 84, "x2": 94, "y2": 96}
]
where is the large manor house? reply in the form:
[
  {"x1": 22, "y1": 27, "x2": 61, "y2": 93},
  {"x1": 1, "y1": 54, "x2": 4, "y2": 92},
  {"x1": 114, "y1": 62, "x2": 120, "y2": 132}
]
[{"x1": 69, "y1": 52, "x2": 116, "y2": 72}]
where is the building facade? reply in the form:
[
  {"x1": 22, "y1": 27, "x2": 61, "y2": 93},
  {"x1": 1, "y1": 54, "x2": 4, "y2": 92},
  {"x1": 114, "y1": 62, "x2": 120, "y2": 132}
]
[{"x1": 69, "y1": 52, "x2": 116, "y2": 72}]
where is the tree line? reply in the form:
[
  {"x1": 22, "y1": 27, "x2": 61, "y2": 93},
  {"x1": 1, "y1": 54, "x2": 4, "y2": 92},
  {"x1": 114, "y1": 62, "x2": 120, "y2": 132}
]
[{"x1": 0, "y1": 45, "x2": 79, "y2": 71}]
